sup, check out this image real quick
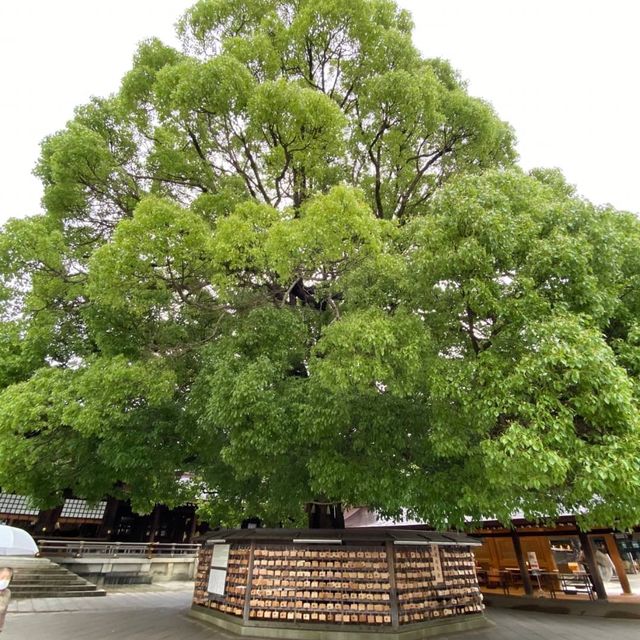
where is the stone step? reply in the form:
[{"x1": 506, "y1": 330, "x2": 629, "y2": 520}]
[
  {"x1": 11, "y1": 576, "x2": 87, "y2": 586},
  {"x1": 12, "y1": 588, "x2": 107, "y2": 599},
  {"x1": 1, "y1": 556, "x2": 55, "y2": 563},
  {"x1": 13, "y1": 575, "x2": 92, "y2": 583},
  {"x1": 2, "y1": 556, "x2": 103, "y2": 599},
  {"x1": 12, "y1": 568, "x2": 84, "y2": 575},
  {"x1": 18, "y1": 579, "x2": 86, "y2": 585},
  {"x1": 12, "y1": 569, "x2": 81, "y2": 575},
  {"x1": 11, "y1": 584, "x2": 98, "y2": 593},
  {"x1": 12, "y1": 573, "x2": 87, "y2": 581},
  {"x1": 12, "y1": 580, "x2": 88, "y2": 587},
  {"x1": 1, "y1": 561, "x2": 53, "y2": 567},
  {"x1": 9, "y1": 568, "x2": 61, "y2": 571}
]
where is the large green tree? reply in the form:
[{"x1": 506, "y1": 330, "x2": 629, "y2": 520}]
[{"x1": 1, "y1": 0, "x2": 640, "y2": 529}]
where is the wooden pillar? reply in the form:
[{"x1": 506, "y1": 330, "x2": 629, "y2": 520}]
[
  {"x1": 510, "y1": 530, "x2": 534, "y2": 596},
  {"x1": 385, "y1": 541, "x2": 400, "y2": 628},
  {"x1": 35, "y1": 504, "x2": 64, "y2": 536},
  {"x1": 243, "y1": 541, "x2": 256, "y2": 622},
  {"x1": 544, "y1": 537, "x2": 559, "y2": 571},
  {"x1": 578, "y1": 531, "x2": 608, "y2": 600},
  {"x1": 603, "y1": 534, "x2": 632, "y2": 595}
]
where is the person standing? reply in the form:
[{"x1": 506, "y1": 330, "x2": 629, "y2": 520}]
[{"x1": 0, "y1": 568, "x2": 12, "y2": 633}]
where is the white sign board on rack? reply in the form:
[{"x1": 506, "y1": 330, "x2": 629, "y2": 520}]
[
  {"x1": 208, "y1": 543, "x2": 231, "y2": 596},
  {"x1": 212, "y1": 543, "x2": 231, "y2": 567},
  {"x1": 207, "y1": 568, "x2": 227, "y2": 595}
]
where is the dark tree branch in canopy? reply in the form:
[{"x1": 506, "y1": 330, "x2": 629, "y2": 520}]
[{"x1": 0, "y1": 1, "x2": 639, "y2": 530}]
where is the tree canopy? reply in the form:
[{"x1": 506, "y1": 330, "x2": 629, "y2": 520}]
[{"x1": 1, "y1": 0, "x2": 640, "y2": 529}]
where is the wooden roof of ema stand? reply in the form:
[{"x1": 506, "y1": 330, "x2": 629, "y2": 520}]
[{"x1": 199, "y1": 527, "x2": 482, "y2": 546}]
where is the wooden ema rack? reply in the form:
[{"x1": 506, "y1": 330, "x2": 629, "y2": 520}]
[
  {"x1": 395, "y1": 547, "x2": 483, "y2": 624},
  {"x1": 193, "y1": 542, "x2": 483, "y2": 628}
]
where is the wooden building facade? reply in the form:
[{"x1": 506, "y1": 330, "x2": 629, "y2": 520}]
[
  {"x1": 0, "y1": 492, "x2": 206, "y2": 543},
  {"x1": 473, "y1": 516, "x2": 640, "y2": 599}
]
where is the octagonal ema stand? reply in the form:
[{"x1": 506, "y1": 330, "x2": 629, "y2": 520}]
[{"x1": 189, "y1": 528, "x2": 492, "y2": 639}]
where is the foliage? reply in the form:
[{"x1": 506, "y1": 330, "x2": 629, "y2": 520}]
[{"x1": 1, "y1": 1, "x2": 639, "y2": 529}]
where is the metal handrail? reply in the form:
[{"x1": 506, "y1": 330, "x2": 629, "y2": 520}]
[{"x1": 37, "y1": 539, "x2": 201, "y2": 558}]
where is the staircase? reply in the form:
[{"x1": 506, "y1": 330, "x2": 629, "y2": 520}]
[{"x1": 3, "y1": 556, "x2": 106, "y2": 598}]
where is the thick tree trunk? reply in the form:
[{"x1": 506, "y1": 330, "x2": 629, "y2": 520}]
[
  {"x1": 97, "y1": 496, "x2": 120, "y2": 540},
  {"x1": 306, "y1": 501, "x2": 345, "y2": 529},
  {"x1": 148, "y1": 504, "x2": 163, "y2": 543},
  {"x1": 35, "y1": 505, "x2": 63, "y2": 535},
  {"x1": 188, "y1": 506, "x2": 200, "y2": 542},
  {"x1": 35, "y1": 489, "x2": 71, "y2": 535}
]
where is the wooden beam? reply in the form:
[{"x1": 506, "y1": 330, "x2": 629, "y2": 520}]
[
  {"x1": 478, "y1": 527, "x2": 579, "y2": 538},
  {"x1": 385, "y1": 541, "x2": 400, "y2": 628},
  {"x1": 243, "y1": 541, "x2": 256, "y2": 623},
  {"x1": 578, "y1": 531, "x2": 608, "y2": 600},
  {"x1": 603, "y1": 534, "x2": 632, "y2": 595},
  {"x1": 510, "y1": 530, "x2": 534, "y2": 596}
]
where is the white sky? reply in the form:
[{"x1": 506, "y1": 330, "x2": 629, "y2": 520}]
[{"x1": 0, "y1": 0, "x2": 638, "y2": 226}]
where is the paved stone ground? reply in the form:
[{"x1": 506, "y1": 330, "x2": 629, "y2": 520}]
[
  {"x1": 605, "y1": 573, "x2": 640, "y2": 598},
  {"x1": 3, "y1": 590, "x2": 640, "y2": 639}
]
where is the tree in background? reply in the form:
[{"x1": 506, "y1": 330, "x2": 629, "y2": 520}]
[{"x1": 1, "y1": 0, "x2": 639, "y2": 529}]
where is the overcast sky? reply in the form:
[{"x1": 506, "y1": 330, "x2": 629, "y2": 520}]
[{"x1": 0, "y1": 0, "x2": 638, "y2": 226}]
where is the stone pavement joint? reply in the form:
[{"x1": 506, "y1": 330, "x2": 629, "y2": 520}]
[{"x1": 4, "y1": 590, "x2": 640, "y2": 639}]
